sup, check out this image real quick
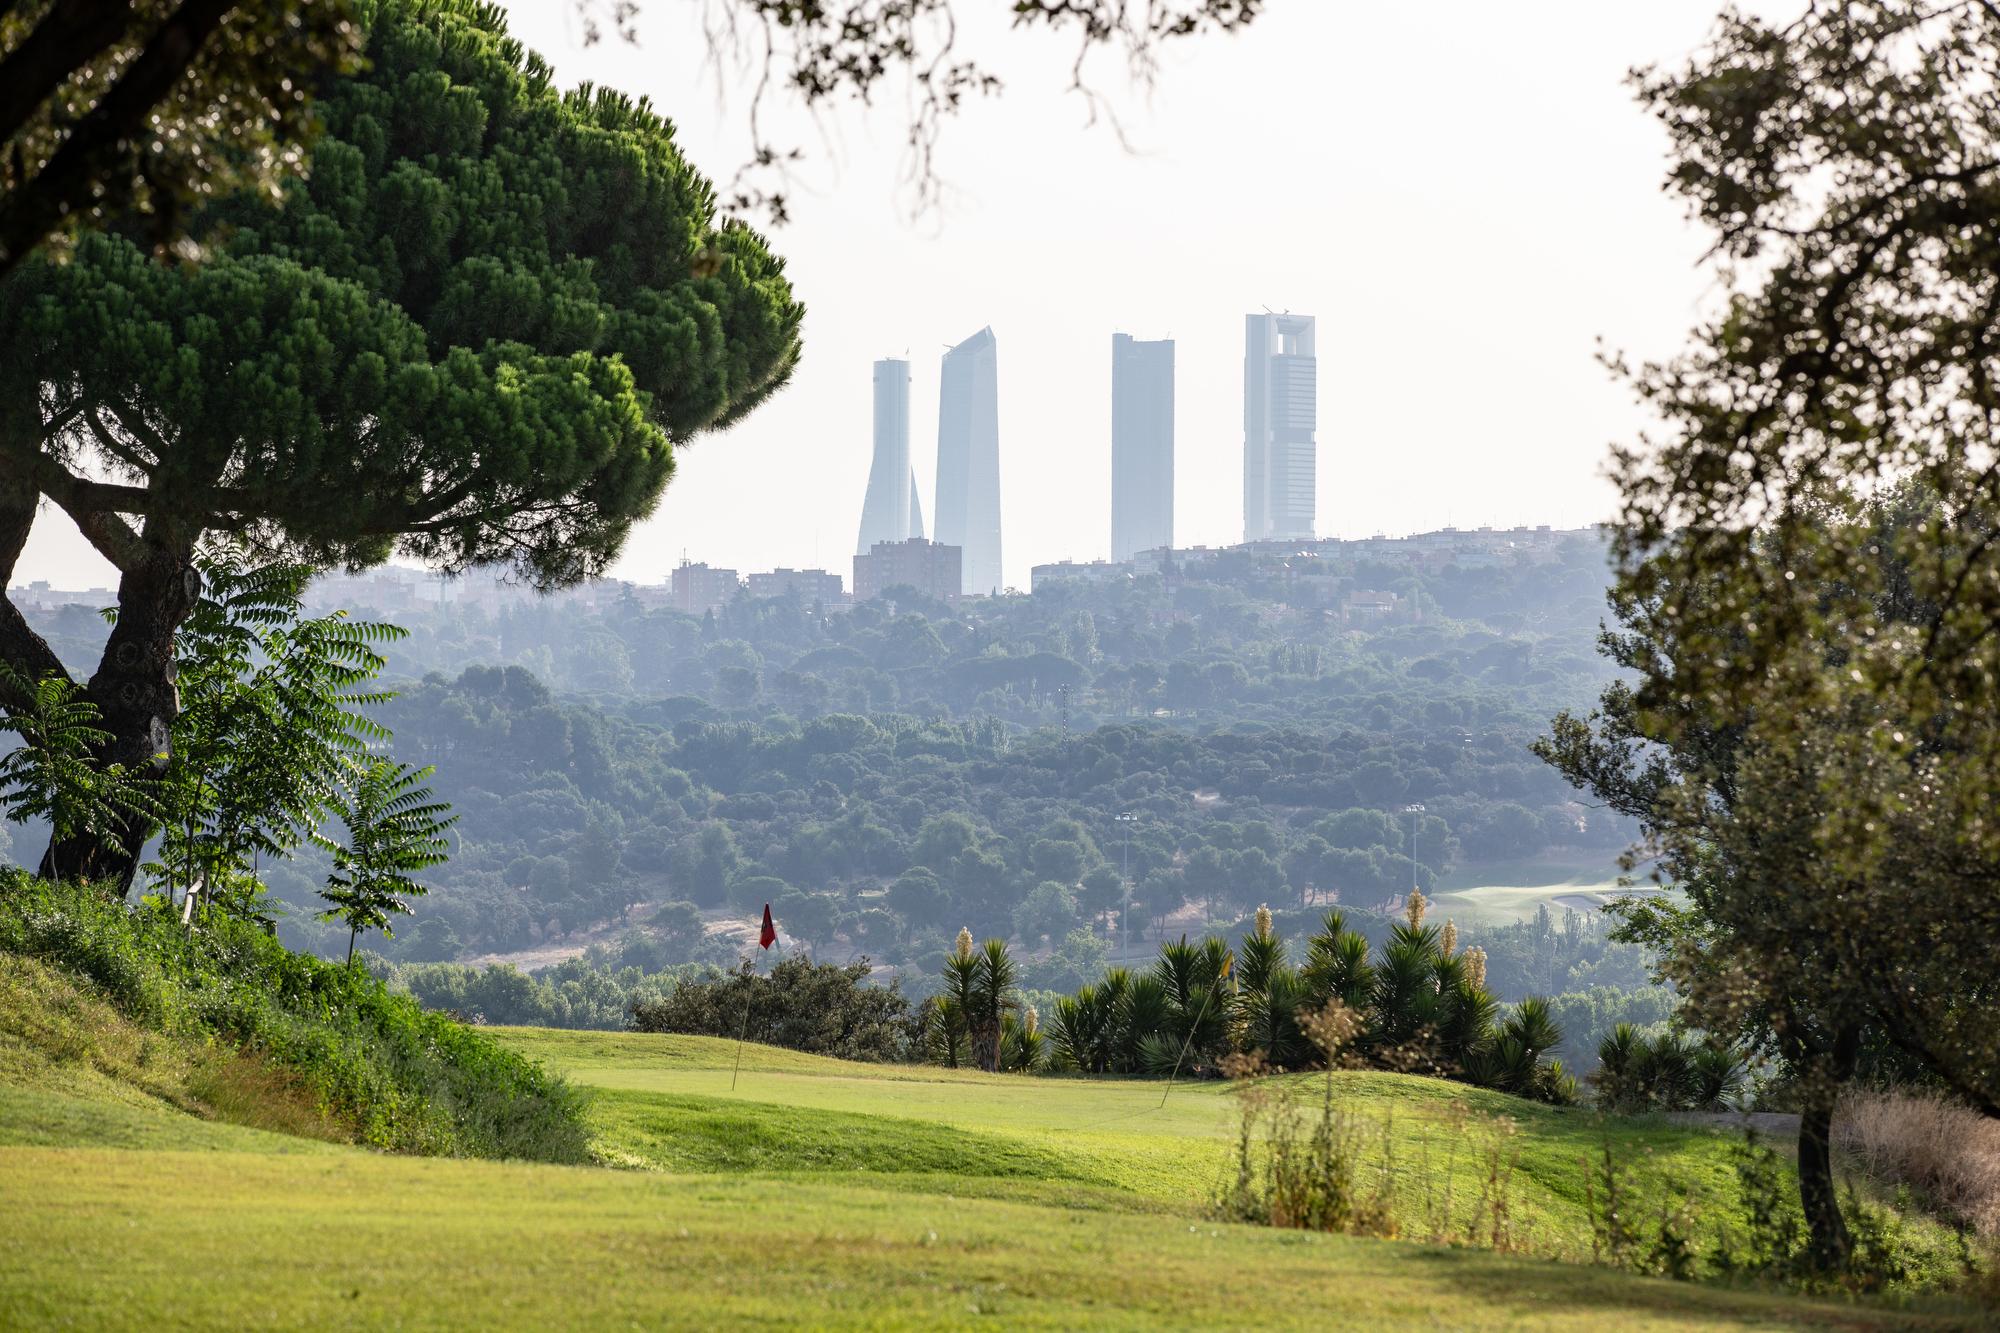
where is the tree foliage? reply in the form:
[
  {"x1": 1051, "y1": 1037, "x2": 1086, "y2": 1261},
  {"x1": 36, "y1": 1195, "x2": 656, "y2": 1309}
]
[
  {"x1": 580, "y1": 0, "x2": 1265, "y2": 220},
  {"x1": 0, "y1": 1, "x2": 362, "y2": 276},
  {"x1": 321, "y1": 758, "x2": 456, "y2": 963},
  {"x1": 1556, "y1": 0, "x2": 2000, "y2": 1268},
  {"x1": 153, "y1": 547, "x2": 399, "y2": 919},
  {"x1": 0, "y1": 0, "x2": 802, "y2": 887},
  {"x1": 0, "y1": 662, "x2": 153, "y2": 882}
]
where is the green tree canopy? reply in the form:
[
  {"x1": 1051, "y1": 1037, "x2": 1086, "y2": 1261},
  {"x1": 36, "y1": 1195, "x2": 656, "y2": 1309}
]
[{"x1": 0, "y1": 0, "x2": 801, "y2": 887}]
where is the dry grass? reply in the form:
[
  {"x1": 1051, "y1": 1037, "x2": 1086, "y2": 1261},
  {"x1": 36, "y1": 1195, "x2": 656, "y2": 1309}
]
[{"x1": 1836, "y1": 1088, "x2": 2000, "y2": 1235}]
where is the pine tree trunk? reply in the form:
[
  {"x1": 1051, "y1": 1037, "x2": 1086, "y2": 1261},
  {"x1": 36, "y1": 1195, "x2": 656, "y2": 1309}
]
[{"x1": 40, "y1": 538, "x2": 199, "y2": 895}]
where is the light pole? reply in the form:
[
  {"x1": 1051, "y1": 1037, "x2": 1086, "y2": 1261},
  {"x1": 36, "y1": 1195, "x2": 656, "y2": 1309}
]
[
  {"x1": 1402, "y1": 803, "x2": 1426, "y2": 904},
  {"x1": 1116, "y1": 811, "x2": 1140, "y2": 962}
]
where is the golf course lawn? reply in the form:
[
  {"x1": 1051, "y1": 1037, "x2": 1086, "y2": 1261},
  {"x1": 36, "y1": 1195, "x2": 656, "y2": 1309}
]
[{"x1": 0, "y1": 1016, "x2": 1983, "y2": 1329}]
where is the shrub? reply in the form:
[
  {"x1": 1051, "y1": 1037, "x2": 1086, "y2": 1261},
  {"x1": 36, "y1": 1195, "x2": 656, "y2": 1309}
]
[
  {"x1": 1592, "y1": 1024, "x2": 1745, "y2": 1113},
  {"x1": 0, "y1": 872, "x2": 588, "y2": 1161},
  {"x1": 628, "y1": 954, "x2": 911, "y2": 1062},
  {"x1": 1835, "y1": 1088, "x2": 2000, "y2": 1236},
  {"x1": 1216, "y1": 1069, "x2": 1397, "y2": 1236}
]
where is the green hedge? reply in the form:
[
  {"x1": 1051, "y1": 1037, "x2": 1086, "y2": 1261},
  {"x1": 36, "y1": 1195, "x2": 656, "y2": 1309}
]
[{"x1": 0, "y1": 872, "x2": 588, "y2": 1162}]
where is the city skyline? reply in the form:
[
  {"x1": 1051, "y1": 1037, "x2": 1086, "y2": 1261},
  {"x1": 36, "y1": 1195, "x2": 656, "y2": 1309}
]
[{"x1": 14, "y1": 2, "x2": 1738, "y2": 594}]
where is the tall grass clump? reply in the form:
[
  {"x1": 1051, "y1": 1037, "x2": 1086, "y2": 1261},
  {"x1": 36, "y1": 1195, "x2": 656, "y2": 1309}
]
[
  {"x1": 1836, "y1": 1089, "x2": 2000, "y2": 1237},
  {"x1": 0, "y1": 872, "x2": 588, "y2": 1162}
]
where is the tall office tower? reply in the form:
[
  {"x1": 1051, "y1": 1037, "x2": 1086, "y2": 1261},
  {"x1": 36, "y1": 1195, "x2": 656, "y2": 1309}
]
[
  {"x1": 935, "y1": 327, "x2": 1003, "y2": 595},
  {"x1": 1110, "y1": 333, "x2": 1175, "y2": 562},
  {"x1": 1242, "y1": 313, "x2": 1318, "y2": 542},
  {"x1": 856, "y1": 358, "x2": 926, "y2": 556}
]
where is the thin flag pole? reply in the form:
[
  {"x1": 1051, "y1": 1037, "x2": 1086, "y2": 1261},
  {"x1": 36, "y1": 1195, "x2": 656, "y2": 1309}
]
[
  {"x1": 732, "y1": 903, "x2": 778, "y2": 1092},
  {"x1": 730, "y1": 971, "x2": 752, "y2": 1092},
  {"x1": 1161, "y1": 955, "x2": 1230, "y2": 1108}
]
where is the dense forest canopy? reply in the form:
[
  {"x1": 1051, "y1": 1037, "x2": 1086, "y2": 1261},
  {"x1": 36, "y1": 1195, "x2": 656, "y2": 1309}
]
[{"x1": 14, "y1": 534, "x2": 1632, "y2": 975}]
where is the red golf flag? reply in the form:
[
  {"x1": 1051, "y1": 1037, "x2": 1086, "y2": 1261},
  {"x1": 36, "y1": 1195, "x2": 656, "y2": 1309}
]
[{"x1": 759, "y1": 904, "x2": 777, "y2": 950}]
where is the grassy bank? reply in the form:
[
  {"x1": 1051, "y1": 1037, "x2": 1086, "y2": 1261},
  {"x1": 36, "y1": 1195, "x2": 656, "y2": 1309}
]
[{"x1": 0, "y1": 874, "x2": 588, "y2": 1161}]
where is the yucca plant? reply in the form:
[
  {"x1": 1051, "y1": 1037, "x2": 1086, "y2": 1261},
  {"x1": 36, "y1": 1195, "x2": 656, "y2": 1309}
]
[
  {"x1": 1302, "y1": 924, "x2": 1374, "y2": 1012},
  {"x1": 1631, "y1": 1031, "x2": 1699, "y2": 1110},
  {"x1": 1592, "y1": 1022, "x2": 1648, "y2": 1111},
  {"x1": 1690, "y1": 1043, "x2": 1747, "y2": 1112},
  {"x1": 920, "y1": 993, "x2": 969, "y2": 1068},
  {"x1": 963, "y1": 937, "x2": 1018, "y2": 1073},
  {"x1": 1117, "y1": 973, "x2": 1173, "y2": 1072},
  {"x1": 1435, "y1": 980, "x2": 1499, "y2": 1073},
  {"x1": 1370, "y1": 936, "x2": 1443, "y2": 1051},
  {"x1": 941, "y1": 928, "x2": 981, "y2": 1067},
  {"x1": 1152, "y1": 934, "x2": 1230, "y2": 1057},
  {"x1": 1503, "y1": 996, "x2": 1564, "y2": 1063},
  {"x1": 1048, "y1": 989, "x2": 1100, "y2": 1072},
  {"x1": 1089, "y1": 969, "x2": 1134, "y2": 1073},
  {"x1": 998, "y1": 1007, "x2": 1044, "y2": 1073},
  {"x1": 1236, "y1": 906, "x2": 1285, "y2": 994},
  {"x1": 1240, "y1": 966, "x2": 1314, "y2": 1069}
]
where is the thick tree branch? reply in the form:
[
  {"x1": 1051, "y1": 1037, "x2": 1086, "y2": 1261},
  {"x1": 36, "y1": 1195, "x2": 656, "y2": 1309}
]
[
  {"x1": 29, "y1": 455, "x2": 148, "y2": 571},
  {"x1": 0, "y1": 0, "x2": 235, "y2": 275},
  {"x1": 0, "y1": 478, "x2": 73, "y2": 708},
  {"x1": 0, "y1": 2, "x2": 140, "y2": 148},
  {"x1": 85, "y1": 404, "x2": 160, "y2": 477}
]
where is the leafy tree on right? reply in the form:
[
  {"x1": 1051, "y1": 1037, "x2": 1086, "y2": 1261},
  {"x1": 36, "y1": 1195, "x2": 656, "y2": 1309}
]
[{"x1": 1542, "y1": 0, "x2": 2000, "y2": 1272}]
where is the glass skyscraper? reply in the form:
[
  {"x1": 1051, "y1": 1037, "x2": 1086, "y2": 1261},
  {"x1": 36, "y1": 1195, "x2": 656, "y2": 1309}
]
[
  {"x1": 935, "y1": 327, "x2": 1003, "y2": 595},
  {"x1": 1243, "y1": 313, "x2": 1317, "y2": 542},
  {"x1": 1111, "y1": 333, "x2": 1174, "y2": 562},
  {"x1": 856, "y1": 358, "x2": 925, "y2": 556}
]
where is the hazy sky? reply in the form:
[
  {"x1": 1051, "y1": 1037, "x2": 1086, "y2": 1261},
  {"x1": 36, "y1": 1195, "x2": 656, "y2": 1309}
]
[{"x1": 16, "y1": 1, "x2": 1743, "y2": 592}]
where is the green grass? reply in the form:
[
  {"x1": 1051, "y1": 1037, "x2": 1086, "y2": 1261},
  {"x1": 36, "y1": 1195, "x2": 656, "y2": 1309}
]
[
  {"x1": 497, "y1": 1028, "x2": 1960, "y2": 1273},
  {"x1": 0, "y1": 992, "x2": 1986, "y2": 1328},
  {"x1": 0, "y1": 1146, "x2": 1966, "y2": 1331}
]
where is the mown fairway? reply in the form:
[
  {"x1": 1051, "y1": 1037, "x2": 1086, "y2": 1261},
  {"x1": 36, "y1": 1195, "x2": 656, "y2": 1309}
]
[{"x1": 0, "y1": 1014, "x2": 1983, "y2": 1329}]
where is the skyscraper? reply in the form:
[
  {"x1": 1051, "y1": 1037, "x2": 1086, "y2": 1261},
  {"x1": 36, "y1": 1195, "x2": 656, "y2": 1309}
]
[
  {"x1": 1111, "y1": 333, "x2": 1174, "y2": 562},
  {"x1": 856, "y1": 359, "x2": 926, "y2": 555},
  {"x1": 1243, "y1": 313, "x2": 1317, "y2": 542},
  {"x1": 935, "y1": 327, "x2": 1003, "y2": 595}
]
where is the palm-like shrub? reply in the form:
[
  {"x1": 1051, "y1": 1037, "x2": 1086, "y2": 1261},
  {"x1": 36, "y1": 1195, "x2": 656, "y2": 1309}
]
[
  {"x1": 1369, "y1": 935, "x2": 1443, "y2": 1055},
  {"x1": 1047, "y1": 989, "x2": 1099, "y2": 1072},
  {"x1": 1592, "y1": 1024, "x2": 1745, "y2": 1113},
  {"x1": 919, "y1": 993, "x2": 969, "y2": 1068},
  {"x1": 1153, "y1": 934, "x2": 1230, "y2": 1058},
  {"x1": 941, "y1": 931, "x2": 1018, "y2": 1073},
  {"x1": 1690, "y1": 1044, "x2": 1747, "y2": 1111},
  {"x1": 1037, "y1": 912, "x2": 1578, "y2": 1104},
  {"x1": 1240, "y1": 966, "x2": 1314, "y2": 1069},
  {"x1": 998, "y1": 1007, "x2": 1044, "y2": 1073},
  {"x1": 1118, "y1": 973, "x2": 1173, "y2": 1071},
  {"x1": 968, "y1": 938, "x2": 1018, "y2": 1073},
  {"x1": 1302, "y1": 918, "x2": 1374, "y2": 1011}
]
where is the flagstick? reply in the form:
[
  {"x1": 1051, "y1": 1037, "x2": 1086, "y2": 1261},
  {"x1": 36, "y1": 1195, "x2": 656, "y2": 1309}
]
[
  {"x1": 730, "y1": 948, "x2": 754, "y2": 1092},
  {"x1": 1160, "y1": 983, "x2": 1221, "y2": 1108}
]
